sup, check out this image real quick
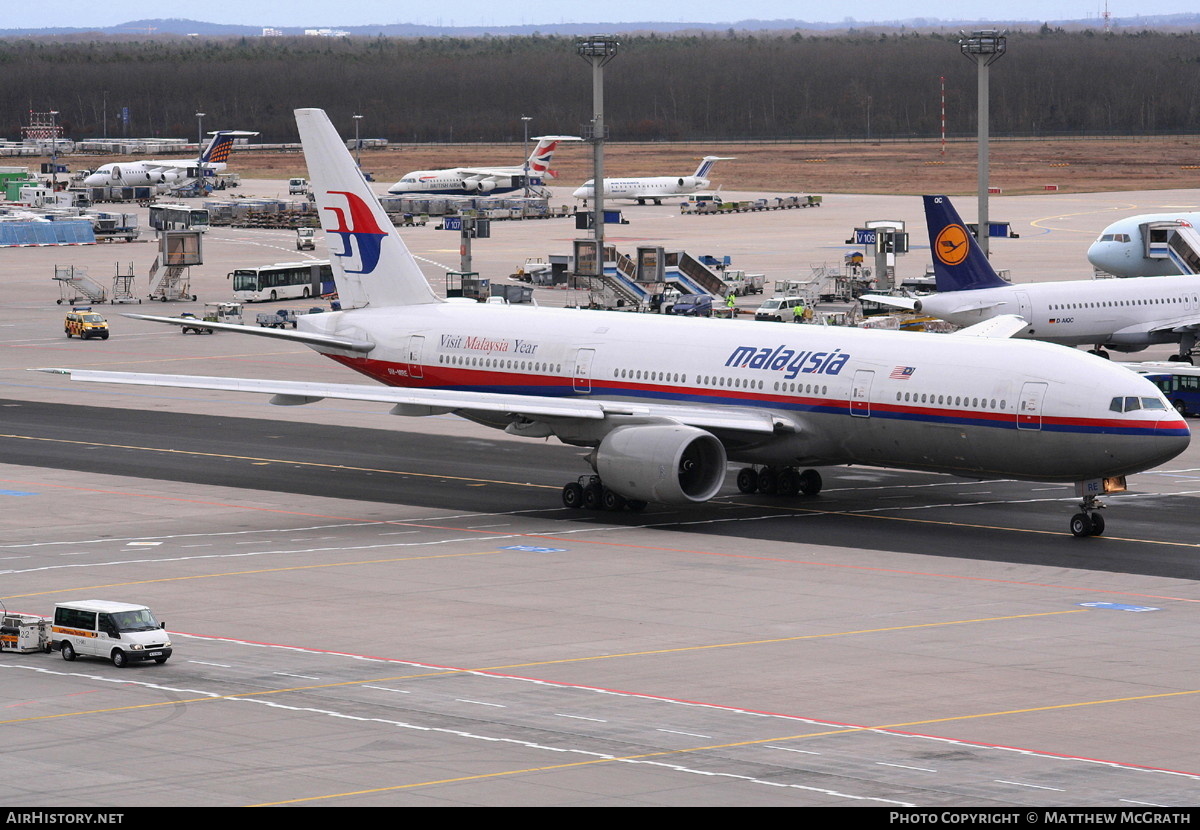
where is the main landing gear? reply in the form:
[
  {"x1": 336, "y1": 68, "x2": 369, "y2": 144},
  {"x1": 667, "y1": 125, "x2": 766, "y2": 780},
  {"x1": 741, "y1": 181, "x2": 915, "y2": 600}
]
[
  {"x1": 735, "y1": 466, "x2": 823, "y2": 497},
  {"x1": 561, "y1": 475, "x2": 647, "y2": 513},
  {"x1": 1070, "y1": 494, "x2": 1106, "y2": 538}
]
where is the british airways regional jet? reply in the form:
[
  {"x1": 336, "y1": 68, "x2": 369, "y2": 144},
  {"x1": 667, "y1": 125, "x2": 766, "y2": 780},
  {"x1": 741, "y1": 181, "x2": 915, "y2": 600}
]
[
  {"x1": 41, "y1": 110, "x2": 1190, "y2": 538},
  {"x1": 387, "y1": 136, "x2": 579, "y2": 196},
  {"x1": 83, "y1": 130, "x2": 258, "y2": 187}
]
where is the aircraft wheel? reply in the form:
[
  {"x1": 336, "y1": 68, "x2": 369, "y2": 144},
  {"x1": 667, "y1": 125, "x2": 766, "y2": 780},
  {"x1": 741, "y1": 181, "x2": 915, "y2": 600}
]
[
  {"x1": 757, "y1": 468, "x2": 778, "y2": 495},
  {"x1": 1090, "y1": 513, "x2": 1105, "y2": 537},
  {"x1": 735, "y1": 467, "x2": 759, "y2": 494},
  {"x1": 1070, "y1": 513, "x2": 1094, "y2": 538},
  {"x1": 583, "y1": 483, "x2": 603, "y2": 510},
  {"x1": 798, "y1": 469, "x2": 823, "y2": 496},
  {"x1": 626, "y1": 499, "x2": 647, "y2": 513},
  {"x1": 776, "y1": 468, "x2": 800, "y2": 497},
  {"x1": 562, "y1": 482, "x2": 584, "y2": 509},
  {"x1": 601, "y1": 488, "x2": 626, "y2": 511}
]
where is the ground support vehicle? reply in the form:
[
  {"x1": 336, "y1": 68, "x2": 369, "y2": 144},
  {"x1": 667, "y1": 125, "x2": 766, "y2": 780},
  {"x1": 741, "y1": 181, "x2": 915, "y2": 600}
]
[
  {"x1": 1, "y1": 613, "x2": 50, "y2": 653},
  {"x1": 64, "y1": 307, "x2": 110, "y2": 340},
  {"x1": 51, "y1": 600, "x2": 172, "y2": 667}
]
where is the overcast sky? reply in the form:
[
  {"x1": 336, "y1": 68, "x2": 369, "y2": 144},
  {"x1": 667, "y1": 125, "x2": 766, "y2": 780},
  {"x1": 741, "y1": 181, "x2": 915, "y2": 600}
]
[{"x1": 6, "y1": 1, "x2": 1190, "y2": 29}]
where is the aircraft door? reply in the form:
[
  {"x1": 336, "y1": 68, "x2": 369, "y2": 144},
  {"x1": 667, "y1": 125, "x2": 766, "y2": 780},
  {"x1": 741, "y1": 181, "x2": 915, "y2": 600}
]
[
  {"x1": 406, "y1": 335, "x2": 425, "y2": 380},
  {"x1": 1017, "y1": 382, "x2": 1047, "y2": 430},
  {"x1": 850, "y1": 369, "x2": 874, "y2": 417},
  {"x1": 573, "y1": 348, "x2": 596, "y2": 393},
  {"x1": 1014, "y1": 291, "x2": 1033, "y2": 324}
]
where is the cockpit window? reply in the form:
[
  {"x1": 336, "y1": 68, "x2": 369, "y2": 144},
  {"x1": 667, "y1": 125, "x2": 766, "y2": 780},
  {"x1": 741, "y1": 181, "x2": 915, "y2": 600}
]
[{"x1": 1111, "y1": 396, "x2": 1169, "y2": 413}]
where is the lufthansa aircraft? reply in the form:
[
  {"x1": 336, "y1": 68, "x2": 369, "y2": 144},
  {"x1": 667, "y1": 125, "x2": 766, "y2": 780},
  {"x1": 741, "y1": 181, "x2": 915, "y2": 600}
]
[
  {"x1": 572, "y1": 156, "x2": 734, "y2": 205},
  {"x1": 42, "y1": 111, "x2": 1190, "y2": 538},
  {"x1": 387, "y1": 135, "x2": 580, "y2": 196},
  {"x1": 1088, "y1": 212, "x2": 1200, "y2": 277},
  {"x1": 83, "y1": 131, "x2": 258, "y2": 188},
  {"x1": 864, "y1": 196, "x2": 1200, "y2": 363}
]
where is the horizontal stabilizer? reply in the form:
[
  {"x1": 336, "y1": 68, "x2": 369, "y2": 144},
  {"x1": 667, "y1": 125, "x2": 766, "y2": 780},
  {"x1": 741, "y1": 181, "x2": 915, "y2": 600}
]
[
  {"x1": 860, "y1": 294, "x2": 918, "y2": 310},
  {"x1": 123, "y1": 313, "x2": 374, "y2": 353}
]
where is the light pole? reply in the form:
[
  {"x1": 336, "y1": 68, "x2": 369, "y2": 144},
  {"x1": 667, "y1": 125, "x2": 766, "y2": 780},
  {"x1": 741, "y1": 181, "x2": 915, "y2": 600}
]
[
  {"x1": 195, "y1": 111, "x2": 205, "y2": 168},
  {"x1": 959, "y1": 30, "x2": 1006, "y2": 258},
  {"x1": 353, "y1": 114, "x2": 363, "y2": 167},
  {"x1": 521, "y1": 114, "x2": 532, "y2": 197},
  {"x1": 576, "y1": 35, "x2": 619, "y2": 277},
  {"x1": 49, "y1": 110, "x2": 59, "y2": 191}
]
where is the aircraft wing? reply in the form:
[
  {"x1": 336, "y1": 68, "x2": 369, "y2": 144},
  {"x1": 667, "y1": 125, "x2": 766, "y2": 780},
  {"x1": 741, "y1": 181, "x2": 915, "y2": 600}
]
[
  {"x1": 34, "y1": 370, "x2": 782, "y2": 435},
  {"x1": 859, "y1": 294, "x2": 918, "y2": 310},
  {"x1": 954, "y1": 314, "x2": 1029, "y2": 339},
  {"x1": 123, "y1": 314, "x2": 375, "y2": 353}
]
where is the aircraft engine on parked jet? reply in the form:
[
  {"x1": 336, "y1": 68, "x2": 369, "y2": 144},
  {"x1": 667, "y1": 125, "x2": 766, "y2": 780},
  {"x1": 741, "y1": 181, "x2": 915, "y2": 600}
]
[
  {"x1": 593, "y1": 424, "x2": 727, "y2": 504},
  {"x1": 677, "y1": 177, "x2": 699, "y2": 189}
]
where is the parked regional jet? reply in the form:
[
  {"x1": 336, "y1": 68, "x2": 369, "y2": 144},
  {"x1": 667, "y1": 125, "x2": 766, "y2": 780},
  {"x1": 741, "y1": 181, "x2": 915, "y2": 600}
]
[
  {"x1": 863, "y1": 196, "x2": 1200, "y2": 363},
  {"x1": 387, "y1": 136, "x2": 580, "y2": 196},
  {"x1": 83, "y1": 131, "x2": 258, "y2": 187},
  {"x1": 572, "y1": 156, "x2": 734, "y2": 205},
  {"x1": 41, "y1": 112, "x2": 1189, "y2": 538},
  {"x1": 1088, "y1": 212, "x2": 1200, "y2": 277}
]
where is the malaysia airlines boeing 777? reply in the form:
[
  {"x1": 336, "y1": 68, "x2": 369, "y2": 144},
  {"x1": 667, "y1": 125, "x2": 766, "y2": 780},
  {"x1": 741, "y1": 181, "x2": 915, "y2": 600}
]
[
  {"x1": 83, "y1": 130, "x2": 258, "y2": 188},
  {"x1": 42, "y1": 111, "x2": 1189, "y2": 537},
  {"x1": 865, "y1": 196, "x2": 1200, "y2": 363}
]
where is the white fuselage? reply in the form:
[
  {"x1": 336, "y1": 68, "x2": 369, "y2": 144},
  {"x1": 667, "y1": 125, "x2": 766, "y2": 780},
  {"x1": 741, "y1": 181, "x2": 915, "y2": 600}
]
[
  {"x1": 388, "y1": 166, "x2": 528, "y2": 196},
  {"x1": 915, "y1": 275, "x2": 1200, "y2": 351},
  {"x1": 1088, "y1": 213, "x2": 1200, "y2": 277},
  {"x1": 572, "y1": 176, "x2": 709, "y2": 203},
  {"x1": 83, "y1": 160, "x2": 224, "y2": 188},
  {"x1": 297, "y1": 302, "x2": 1188, "y2": 482}
]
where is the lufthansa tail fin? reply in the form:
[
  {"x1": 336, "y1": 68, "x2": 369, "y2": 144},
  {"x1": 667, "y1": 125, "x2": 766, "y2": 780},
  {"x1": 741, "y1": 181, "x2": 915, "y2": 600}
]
[
  {"x1": 923, "y1": 195, "x2": 1010, "y2": 292},
  {"x1": 199, "y1": 130, "x2": 258, "y2": 165},
  {"x1": 296, "y1": 108, "x2": 439, "y2": 309},
  {"x1": 693, "y1": 156, "x2": 735, "y2": 179}
]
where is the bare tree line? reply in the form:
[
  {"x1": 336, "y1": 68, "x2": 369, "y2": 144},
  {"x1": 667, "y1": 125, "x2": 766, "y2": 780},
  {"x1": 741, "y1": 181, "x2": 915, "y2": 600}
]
[{"x1": 3, "y1": 29, "x2": 1199, "y2": 144}]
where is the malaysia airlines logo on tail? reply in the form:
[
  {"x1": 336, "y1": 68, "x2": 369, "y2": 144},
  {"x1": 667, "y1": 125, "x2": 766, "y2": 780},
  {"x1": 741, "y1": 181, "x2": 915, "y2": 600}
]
[{"x1": 323, "y1": 190, "x2": 388, "y2": 274}]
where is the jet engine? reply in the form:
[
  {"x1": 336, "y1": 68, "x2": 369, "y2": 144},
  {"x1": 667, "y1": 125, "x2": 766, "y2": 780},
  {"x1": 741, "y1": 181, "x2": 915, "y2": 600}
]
[
  {"x1": 593, "y1": 424, "x2": 727, "y2": 505},
  {"x1": 476, "y1": 179, "x2": 496, "y2": 193},
  {"x1": 677, "y1": 177, "x2": 699, "y2": 189}
]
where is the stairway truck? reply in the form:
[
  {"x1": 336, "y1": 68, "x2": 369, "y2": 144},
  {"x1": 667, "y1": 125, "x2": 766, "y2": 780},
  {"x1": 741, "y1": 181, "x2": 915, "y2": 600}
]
[{"x1": 51, "y1": 600, "x2": 172, "y2": 667}]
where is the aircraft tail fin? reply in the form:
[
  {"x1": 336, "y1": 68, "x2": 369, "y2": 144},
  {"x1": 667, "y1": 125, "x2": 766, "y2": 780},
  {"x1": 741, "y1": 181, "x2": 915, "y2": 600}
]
[
  {"x1": 201, "y1": 132, "x2": 237, "y2": 165},
  {"x1": 693, "y1": 156, "x2": 735, "y2": 179},
  {"x1": 295, "y1": 108, "x2": 440, "y2": 309},
  {"x1": 923, "y1": 195, "x2": 1010, "y2": 292},
  {"x1": 527, "y1": 135, "x2": 579, "y2": 182}
]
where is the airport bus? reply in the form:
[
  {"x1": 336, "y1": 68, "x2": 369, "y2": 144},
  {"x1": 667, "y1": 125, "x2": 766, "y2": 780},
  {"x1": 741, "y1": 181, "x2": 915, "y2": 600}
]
[
  {"x1": 1121, "y1": 362, "x2": 1200, "y2": 416},
  {"x1": 230, "y1": 260, "x2": 332, "y2": 302}
]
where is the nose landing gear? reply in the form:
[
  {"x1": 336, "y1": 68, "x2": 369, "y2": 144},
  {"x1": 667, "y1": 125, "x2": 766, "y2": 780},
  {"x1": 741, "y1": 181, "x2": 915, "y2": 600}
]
[{"x1": 1070, "y1": 494, "x2": 1106, "y2": 537}]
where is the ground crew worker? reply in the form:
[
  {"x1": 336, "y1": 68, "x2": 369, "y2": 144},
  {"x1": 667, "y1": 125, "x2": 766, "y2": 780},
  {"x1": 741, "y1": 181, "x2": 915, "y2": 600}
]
[
  {"x1": 793, "y1": 301, "x2": 805, "y2": 323},
  {"x1": 726, "y1": 292, "x2": 737, "y2": 318}
]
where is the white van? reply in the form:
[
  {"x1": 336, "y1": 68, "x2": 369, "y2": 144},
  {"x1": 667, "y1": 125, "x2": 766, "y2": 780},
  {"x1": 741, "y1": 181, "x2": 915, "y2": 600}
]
[{"x1": 52, "y1": 600, "x2": 172, "y2": 668}]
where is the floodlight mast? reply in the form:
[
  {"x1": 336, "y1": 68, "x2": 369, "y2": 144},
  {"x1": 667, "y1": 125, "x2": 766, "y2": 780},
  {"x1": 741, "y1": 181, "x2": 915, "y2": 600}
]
[
  {"x1": 959, "y1": 30, "x2": 1007, "y2": 258},
  {"x1": 576, "y1": 35, "x2": 619, "y2": 275}
]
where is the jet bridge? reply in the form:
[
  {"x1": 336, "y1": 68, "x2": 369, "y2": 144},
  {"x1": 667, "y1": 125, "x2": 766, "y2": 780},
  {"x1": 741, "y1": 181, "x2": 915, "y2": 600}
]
[{"x1": 1141, "y1": 220, "x2": 1200, "y2": 275}]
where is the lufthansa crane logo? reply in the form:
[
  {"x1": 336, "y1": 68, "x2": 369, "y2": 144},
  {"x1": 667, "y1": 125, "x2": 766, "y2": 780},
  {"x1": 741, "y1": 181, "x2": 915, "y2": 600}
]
[{"x1": 934, "y1": 223, "x2": 970, "y2": 266}]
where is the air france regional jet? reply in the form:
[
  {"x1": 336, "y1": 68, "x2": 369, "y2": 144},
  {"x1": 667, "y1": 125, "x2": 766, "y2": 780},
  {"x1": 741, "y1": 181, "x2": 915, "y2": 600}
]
[
  {"x1": 387, "y1": 135, "x2": 580, "y2": 196},
  {"x1": 1088, "y1": 212, "x2": 1200, "y2": 277},
  {"x1": 41, "y1": 110, "x2": 1190, "y2": 538},
  {"x1": 83, "y1": 131, "x2": 258, "y2": 187},
  {"x1": 572, "y1": 156, "x2": 734, "y2": 205},
  {"x1": 864, "y1": 196, "x2": 1200, "y2": 363}
]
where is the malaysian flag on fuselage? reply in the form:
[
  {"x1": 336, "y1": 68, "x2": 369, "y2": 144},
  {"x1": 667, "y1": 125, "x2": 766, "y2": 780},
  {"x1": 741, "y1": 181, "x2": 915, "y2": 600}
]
[{"x1": 890, "y1": 366, "x2": 916, "y2": 380}]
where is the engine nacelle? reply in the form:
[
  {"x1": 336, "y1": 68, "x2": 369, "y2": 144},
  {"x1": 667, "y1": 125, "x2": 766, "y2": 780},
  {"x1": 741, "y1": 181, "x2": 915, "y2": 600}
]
[
  {"x1": 477, "y1": 179, "x2": 496, "y2": 193},
  {"x1": 677, "y1": 177, "x2": 699, "y2": 189},
  {"x1": 462, "y1": 179, "x2": 481, "y2": 192},
  {"x1": 594, "y1": 424, "x2": 727, "y2": 505}
]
